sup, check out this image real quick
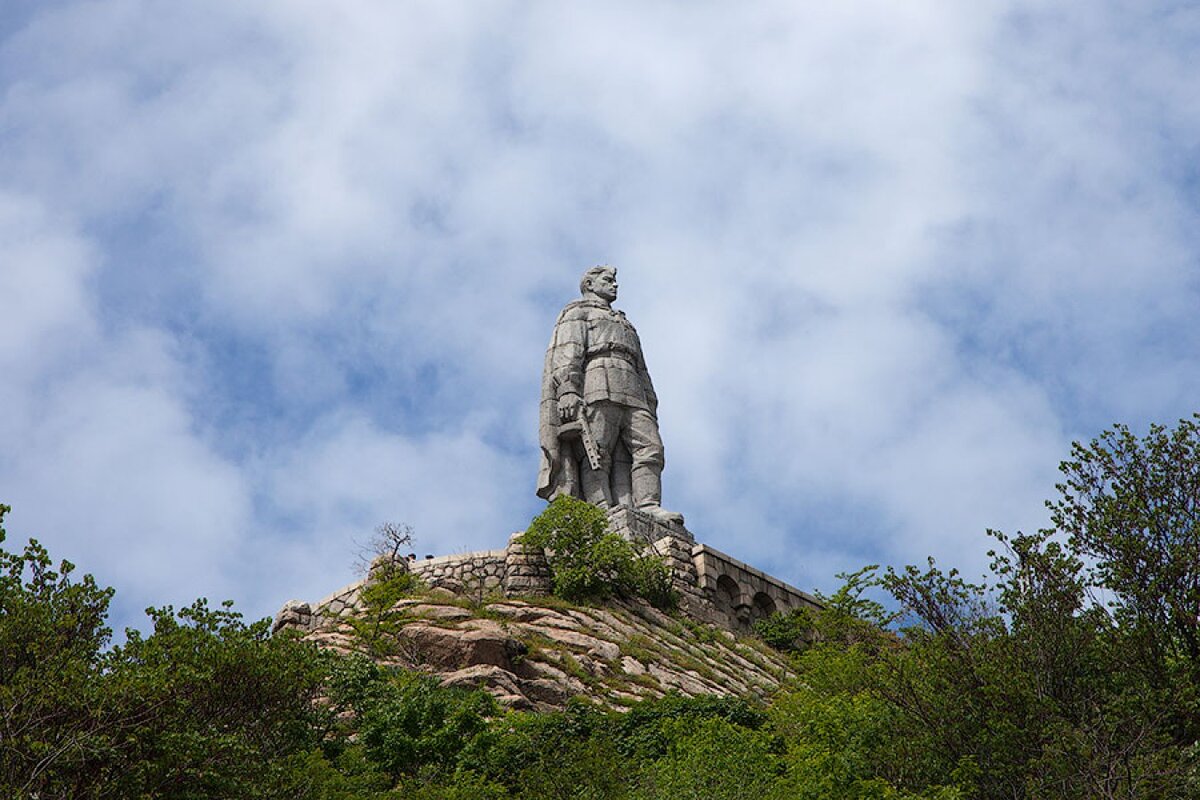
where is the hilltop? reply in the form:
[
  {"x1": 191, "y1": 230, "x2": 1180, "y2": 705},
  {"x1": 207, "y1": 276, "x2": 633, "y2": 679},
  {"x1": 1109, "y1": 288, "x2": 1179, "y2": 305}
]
[{"x1": 275, "y1": 587, "x2": 792, "y2": 712}]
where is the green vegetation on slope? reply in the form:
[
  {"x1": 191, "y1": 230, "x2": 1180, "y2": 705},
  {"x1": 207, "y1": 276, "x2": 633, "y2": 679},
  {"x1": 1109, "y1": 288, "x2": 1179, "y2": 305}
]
[{"x1": 5, "y1": 415, "x2": 1200, "y2": 798}]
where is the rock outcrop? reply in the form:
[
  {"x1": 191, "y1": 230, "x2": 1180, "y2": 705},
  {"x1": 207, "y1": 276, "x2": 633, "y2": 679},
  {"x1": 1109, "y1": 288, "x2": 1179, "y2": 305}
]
[{"x1": 275, "y1": 591, "x2": 795, "y2": 712}]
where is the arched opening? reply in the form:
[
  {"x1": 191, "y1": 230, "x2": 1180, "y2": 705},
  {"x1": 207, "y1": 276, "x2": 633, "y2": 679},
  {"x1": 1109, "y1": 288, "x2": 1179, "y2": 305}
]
[
  {"x1": 751, "y1": 591, "x2": 777, "y2": 622},
  {"x1": 715, "y1": 574, "x2": 740, "y2": 612}
]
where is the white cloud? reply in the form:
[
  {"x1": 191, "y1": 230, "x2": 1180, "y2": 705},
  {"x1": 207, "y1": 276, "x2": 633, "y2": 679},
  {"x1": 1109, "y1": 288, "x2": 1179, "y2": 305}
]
[{"x1": 1, "y1": 1, "x2": 1198, "y2": 628}]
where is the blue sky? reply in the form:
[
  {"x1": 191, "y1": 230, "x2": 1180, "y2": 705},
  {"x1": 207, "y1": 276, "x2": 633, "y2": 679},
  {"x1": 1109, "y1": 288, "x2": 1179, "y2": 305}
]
[{"x1": 3, "y1": 1, "x2": 1199, "y2": 633}]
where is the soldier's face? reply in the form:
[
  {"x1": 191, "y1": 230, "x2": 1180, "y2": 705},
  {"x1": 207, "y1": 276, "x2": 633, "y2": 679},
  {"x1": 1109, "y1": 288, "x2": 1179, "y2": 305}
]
[{"x1": 590, "y1": 271, "x2": 618, "y2": 302}]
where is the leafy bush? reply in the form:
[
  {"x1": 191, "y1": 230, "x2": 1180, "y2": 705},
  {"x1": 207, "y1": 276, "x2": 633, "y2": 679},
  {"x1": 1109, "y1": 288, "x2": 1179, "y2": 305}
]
[
  {"x1": 636, "y1": 716, "x2": 782, "y2": 800},
  {"x1": 753, "y1": 608, "x2": 814, "y2": 652},
  {"x1": 521, "y1": 495, "x2": 676, "y2": 609},
  {"x1": 612, "y1": 694, "x2": 769, "y2": 761}
]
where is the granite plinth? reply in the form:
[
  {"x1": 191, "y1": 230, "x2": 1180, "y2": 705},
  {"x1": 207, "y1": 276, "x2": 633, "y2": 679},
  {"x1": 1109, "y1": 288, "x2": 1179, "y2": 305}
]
[{"x1": 607, "y1": 506, "x2": 694, "y2": 546}]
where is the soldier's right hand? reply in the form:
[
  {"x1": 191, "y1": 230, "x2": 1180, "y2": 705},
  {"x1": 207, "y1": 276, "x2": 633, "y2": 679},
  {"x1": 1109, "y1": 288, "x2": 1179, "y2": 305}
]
[{"x1": 557, "y1": 393, "x2": 581, "y2": 422}]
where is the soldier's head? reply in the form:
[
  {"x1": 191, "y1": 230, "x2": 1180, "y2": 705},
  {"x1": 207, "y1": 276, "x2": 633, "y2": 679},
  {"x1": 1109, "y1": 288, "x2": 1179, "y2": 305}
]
[{"x1": 580, "y1": 265, "x2": 618, "y2": 303}]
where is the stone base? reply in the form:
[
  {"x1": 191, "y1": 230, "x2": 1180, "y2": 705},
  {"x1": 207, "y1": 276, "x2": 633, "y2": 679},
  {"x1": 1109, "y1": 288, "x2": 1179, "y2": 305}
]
[{"x1": 607, "y1": 506, "x2": 694, "y2": 546}]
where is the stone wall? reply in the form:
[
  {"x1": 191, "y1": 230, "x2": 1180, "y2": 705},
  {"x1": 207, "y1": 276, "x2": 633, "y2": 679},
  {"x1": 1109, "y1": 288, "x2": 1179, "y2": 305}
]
[
  {"x1": 402, "y1": 533, "x2": 555, "y2": 598},
  {"x1": 273, "y1": 578, "x2": 367, "y2": 634},
  {"x1": 407, "y1": 546, "x2": 510, "y2": 597},
  {"x1": 692, "y1": 543, "x2": 822, "y2": 629},
  {"x1": 273, "y1": 535, "x2": 553, "y2": 635},
  {"x1": 274, "y1": 518, "x2": 818, "y2": 636}
]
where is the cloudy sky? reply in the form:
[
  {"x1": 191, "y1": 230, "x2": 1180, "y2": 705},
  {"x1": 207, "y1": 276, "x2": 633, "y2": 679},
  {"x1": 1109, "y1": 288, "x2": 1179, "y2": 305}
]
[{"x1": 3, "y1": 1, "x2": 1199, "y2": 633}]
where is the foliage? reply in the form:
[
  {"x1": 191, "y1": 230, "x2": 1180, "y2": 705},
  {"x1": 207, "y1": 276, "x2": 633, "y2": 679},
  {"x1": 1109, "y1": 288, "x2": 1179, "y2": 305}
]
[
  {"x1": 755, "y1": 566, "x2": 898, "y2": 654},
  {"x1": 1050, "y1": 417, "x2": 1200, "y2": 706},
  {"x1": 342, "y1": 521, "x2": 427, "y2": 656},
  {"x1": 865, "y1": 417, "x2": 1200, "y2": 799},
  {"x1": 462, "y1": 701, "x2": 629, "y2": 799},
  {"x1": 754, "y1": 606, "x2": 814, "y2": 651},
  {"x1": 359, "y1": 568, "x2": 421, "y2": 612},
  {"x1": 636, "y1": 716, "x2": 781, "y2": 800},
  {"x1": 8, "y1": 414, "x2": 1200, "y2": 798},
  {"x1": 742, "y1": 417, "x2": 1200, "y2": 799},
  {"x1": 611, "y1": 693, "x2": 768, "y2": 761},
  {"x1": 324, "y1": 655, "x2": 497, "y2": 783},
  {"x1": 98, "y1": 600, "x2": 333, "y2": 799},
  {"x1": 0, "y1": 503, "x2": 116, "y2": 797},
  {"x1": 350, "y1": 567, "x2": 423, "y2": 657},
  {"x1": 0, "y1": 504, "x2": 333, "y2": 799},
  {"x1": 522, "y1": 495, "x2": 676, "y2": 609},
  {"x1": 767, "y1": 570, "x2": 970, "y2": 800}
]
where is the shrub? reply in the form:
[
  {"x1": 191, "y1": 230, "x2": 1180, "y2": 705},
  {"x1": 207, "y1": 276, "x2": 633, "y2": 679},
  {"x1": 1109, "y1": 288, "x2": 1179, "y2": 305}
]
[
  {"x1": 753, "y1": 608, "x2": 815, "y2": 652},
  {"x1": 521, "y1": 495, "x2": 676, "y2": 609},
  {"x1": 636, "y1": 716, "x2": 782, "y2": 800},
  {"x1": 325, "y1": 656, "x2": 497, "y2": 783}
]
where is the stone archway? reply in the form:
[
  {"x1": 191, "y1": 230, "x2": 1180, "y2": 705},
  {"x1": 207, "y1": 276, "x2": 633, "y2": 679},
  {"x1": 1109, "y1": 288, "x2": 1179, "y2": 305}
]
[
  {"x1": 751, "y1": 591, "x2": 777, "y2": 622},
  {"x1": 715, "y1": 574, "x2": 741, "y2": 614}
]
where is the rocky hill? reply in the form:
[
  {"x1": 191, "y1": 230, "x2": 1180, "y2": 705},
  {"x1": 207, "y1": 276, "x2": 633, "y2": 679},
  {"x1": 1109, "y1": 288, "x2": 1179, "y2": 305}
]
[{"x1": 275, "y1": 587, "x2": 794, "y2": 712}]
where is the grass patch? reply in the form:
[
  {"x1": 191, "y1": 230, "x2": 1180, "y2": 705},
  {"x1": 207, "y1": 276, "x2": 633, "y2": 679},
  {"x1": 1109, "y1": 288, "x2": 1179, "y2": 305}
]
[
  {"x1": 618, "y1": 634, "x2": 662, "y2": 664},
  {"x1": 626, "y1": 671, "x2": 663, "y2": 690}
]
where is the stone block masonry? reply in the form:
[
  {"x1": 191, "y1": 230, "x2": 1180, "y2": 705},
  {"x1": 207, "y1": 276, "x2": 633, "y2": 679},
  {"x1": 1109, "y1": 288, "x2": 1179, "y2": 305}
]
[
  {"x1": 407, "y1": 546, "x2": 511, "y2": 596},
  {"x1": 275, "y1": 512, "x2": 818, "y2": 635},
  {"x1": 692, "y1": 543, "x2": 822, "y2": 629}
]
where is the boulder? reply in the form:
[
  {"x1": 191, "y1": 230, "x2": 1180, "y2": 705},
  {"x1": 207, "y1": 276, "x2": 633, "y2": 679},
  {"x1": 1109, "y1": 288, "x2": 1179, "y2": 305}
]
[{"x1": 397, "y1": 621, "x2": 527, "y2": 671}]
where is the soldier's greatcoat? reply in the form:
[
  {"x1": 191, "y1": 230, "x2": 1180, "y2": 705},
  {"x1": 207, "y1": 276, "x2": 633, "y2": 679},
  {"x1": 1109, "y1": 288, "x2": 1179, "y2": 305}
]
[{"x1": 536, "y1": 298, "x2": 659, "y2": 500}]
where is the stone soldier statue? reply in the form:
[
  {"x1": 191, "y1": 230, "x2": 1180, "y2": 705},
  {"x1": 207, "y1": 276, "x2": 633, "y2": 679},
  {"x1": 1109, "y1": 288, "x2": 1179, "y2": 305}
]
[{"x1": 536, "y1": 265, "x2": 684, "y2": 526}]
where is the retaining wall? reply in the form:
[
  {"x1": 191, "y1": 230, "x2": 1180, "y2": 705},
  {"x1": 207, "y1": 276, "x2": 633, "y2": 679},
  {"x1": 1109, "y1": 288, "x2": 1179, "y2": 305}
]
[{"x1": 274, "y1": 519, "x2": 819, "y2": 635}]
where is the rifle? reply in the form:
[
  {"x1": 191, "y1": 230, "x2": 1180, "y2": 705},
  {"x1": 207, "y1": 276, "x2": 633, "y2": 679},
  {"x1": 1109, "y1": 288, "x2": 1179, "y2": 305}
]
[{"x1": 559, "y1": 414, "x2": 602, "y2": 471}]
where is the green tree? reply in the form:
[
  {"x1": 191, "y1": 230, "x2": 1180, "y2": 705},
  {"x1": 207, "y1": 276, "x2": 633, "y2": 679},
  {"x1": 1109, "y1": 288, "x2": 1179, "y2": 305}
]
[
  {"x1": 874, "y1": 422, "x2": 1200, "y2": 800},
  {"x1": 1051, "y1": 417, "x2": 1200, "y2": 707},
  {"x1": 98, "y1": 599, "x2": 332, "y2": 799},
  {"x1": 0, "y1": 503, "x2": 115, "y2": 797},
  {"x1": 0, "y1": 502, "x2": 334, "y2": 800}
]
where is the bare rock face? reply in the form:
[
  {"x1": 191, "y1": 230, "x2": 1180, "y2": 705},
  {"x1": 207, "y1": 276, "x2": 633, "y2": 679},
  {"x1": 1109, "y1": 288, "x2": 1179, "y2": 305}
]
[
  {"x1": 277, "y1": 592, "x2": 793, "y2": 712},
  {"x1": 396, "y1": 620, "x2": 527, "y2": 671}
]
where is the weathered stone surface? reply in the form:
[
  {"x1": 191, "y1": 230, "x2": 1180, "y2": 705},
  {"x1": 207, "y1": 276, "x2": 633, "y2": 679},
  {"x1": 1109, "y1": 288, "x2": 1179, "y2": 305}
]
[
  {"x1": 536, "y1": 266, "x2": 684, "y2": 527},
  {"x1": 409, "y1": 604, "x2": 473, "y2": 622},
  {"x1": 646, "y1": 662, "x2": 718, "y2": 696},
  {"x1": 439, "y1": 665, "x2": 531, "y2": 709},
  {"x1": 516, "y1": 625, "x2": 621, "y2": 661},
  {"x1": 272, "y1": 600, "x2": 313, "y2": 634},
  {"x1": 396, "y1": 622, "x2": 526, "y2": 671},
  {"x1": 521, "y1": 677, "x2": 575, "y2": 708},
  {"x1": 283, "y1": 588, "x2": 793, "y2": 712},
  {"x1": 621, "y1": 656, "x2": 647, "y2": 676}
]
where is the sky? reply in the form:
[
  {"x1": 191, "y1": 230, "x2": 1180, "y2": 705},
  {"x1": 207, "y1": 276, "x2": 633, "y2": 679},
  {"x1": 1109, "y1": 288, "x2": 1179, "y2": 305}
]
[{"x1": 2, "y1": 1, "x2": 1199, "y2": 634}]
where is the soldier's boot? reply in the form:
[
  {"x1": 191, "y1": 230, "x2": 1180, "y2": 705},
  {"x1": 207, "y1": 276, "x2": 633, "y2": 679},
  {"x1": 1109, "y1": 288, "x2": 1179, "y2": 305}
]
[
  {"x1": 631, "y1": 465, "x2": 685, "y2": 526},
  {"x1": 580, "y1": 462, "x2": 614, "y2": 509}
]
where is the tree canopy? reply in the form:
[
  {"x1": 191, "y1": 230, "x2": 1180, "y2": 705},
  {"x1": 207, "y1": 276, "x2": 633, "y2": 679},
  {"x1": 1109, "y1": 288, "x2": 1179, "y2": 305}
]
[{"x1": 5, "y1": 415, "x2": 1200, "y2": 798}]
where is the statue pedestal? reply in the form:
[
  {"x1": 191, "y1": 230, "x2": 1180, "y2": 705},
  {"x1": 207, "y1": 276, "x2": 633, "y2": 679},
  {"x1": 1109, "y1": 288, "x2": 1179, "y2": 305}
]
[
  {"x1": 606, "y1": 507, "x2": 709, "y2": 619},
  {"x1": 607, "y1": 506, "x2": 694, "y2": 546}
]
